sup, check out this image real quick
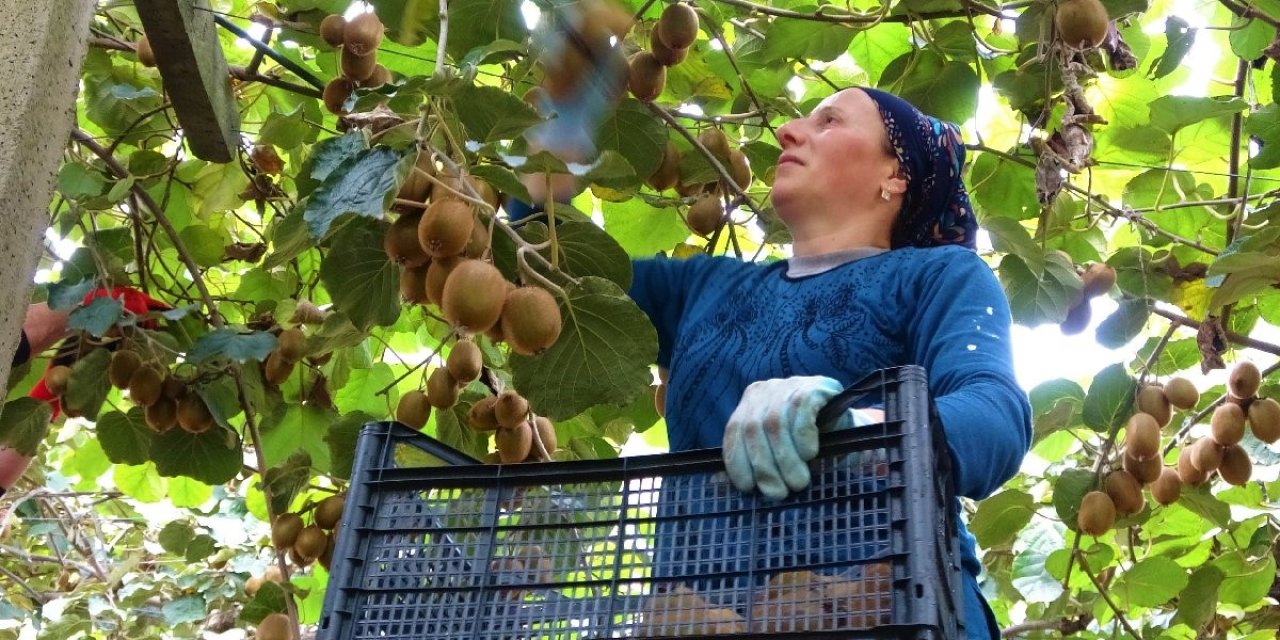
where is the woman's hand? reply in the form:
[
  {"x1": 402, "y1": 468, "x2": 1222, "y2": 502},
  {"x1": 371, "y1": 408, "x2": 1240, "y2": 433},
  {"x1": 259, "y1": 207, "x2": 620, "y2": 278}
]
[{"x1": 722, "y1": 376, "x2": 873, "y2": 499}]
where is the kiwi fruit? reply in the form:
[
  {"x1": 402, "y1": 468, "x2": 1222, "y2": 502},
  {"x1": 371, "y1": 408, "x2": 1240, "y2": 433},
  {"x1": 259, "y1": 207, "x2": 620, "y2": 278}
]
[
  {"x1": 426, "y1": 367, "x2": 460, "y2": 409},
  {"x1": 323, "y1": 77, "x2": 355, "y2": 115},
  {"x1": 649, "y1": 27, "x2": 688, "y2": 66},
  {"x1": 1176, "y1": 446, "x2": 1208, "y2": 485},
  {"x1": 1055, "y1": 0, "x2": 1110, "y2": 50},
  {"x1": 697, "y1": 128, "x2": 731, "y2": 161},
  {"x1": 245, "y1": 575, "x2": 264, "y2": 596},
  {"x1": 532, "y1": 416, "x2": 557, "y2": 457},
  {"x1": 1135, "y1": 385, "x2": 1171, "y2": 427},
  {"x1": 45, "y1": 366, "x2": 71, "y2": 396},
  {"x1": 483, "y1": 451, "x2": 504, "y2": 464},
  {"x1": 501, "y1": 287, "x2": 563, "y2": 356},
  {"x1": 264, "y1": 351, "x2": 295, "y2": 386},
  {"x1": 1076, "y1": 490, "x2": 1115, "y2": 536},
  {"x1": 727, "y1": 149, "x2": 752, "y2": 190},
  {"x1": 655, "y1": 384, "x2": 667, "y2": 417},
  {"x1": 137, "y1": 36, "x2": 156, "y2": 67},
  {"x1": 362, "y1": 63, "x2": 392, "y2": 88},
  {"x1": 256, "y1": 613, "x2": 295, "y2": 640},
  {"x1": 262, "y1": 565, "x2": 284, "y2": 584},
  {"x1": 340, "y1": 46, "x2": 378, "y2": 83},
  {"x1": 319, "y1": 14, "x2": 346, "y2": 47},
  {"x1": 496, "y1": 421, "x2": 534, "y2": 464},
  {"x1": 145, "y1": 397, "x2": 178, "y2": 433},
  {"x1": 1162, "y1": 376, "x2": 1198, "y2": 410},
  {"x1": 343, "y1": 12, "x2": 384, "y2": 57},
  {"x1": 1123, "y1": 451, "x2": 1161, "y2": 484},
  {"x1": 1210, "y1": 403, "x2": 1246, "y2": 446},
  {"x1": 648, "y1": 142, "x2": 681, "y2": 191},
  {"x1": 271, "y1": 513, "x2": 304, "y2": 549},
  {"x1": 1104, "y1": 470, "x2": 1144, "y2": 516},
  {"x1": 129, "y1": 366, "x2": 165, "y2": 407},
  {"x1": 1190, "y1": 437, "x2": 1222, "y2": 472},
  {"x1": 294, "y1": 526, "x2": 328, "y2": 560},
  {"x1": 277, "y1": 328, "x2": 307, "y2": 363},
  {"x1": 1248, "y1": 397, "x2": 1280, "y2": 443},
  {"x1": 109, "y1": 350, "x2": 142, "y2": 389},
  {"x1": 446, "y1": 340, "x2": 483, "y2": 383},
  {"x1": 1218, "y1": 444, "x2": 1252, "y2": 486},
  {"x1": 318, "y1": 532, "x2": 336, "y2": 570},
  {"x1": 1059, "y1": 299, "x2": 1090, "y2": 335},
  {"x1": 464, "y1": 221, "x2": 491, "y2": 259},
  {"x1": 314, "y1": 495, "x2": 345, "y2": 530},
  {"x1": 396, "y1": 390, "x2": 432, "y2": 429},
  {"x1": 441, "y1": 260, "x2": 509, "y2": 333},
  {"x1": 290, "y1": 546, "x2": 310, "y2": 567},
  {"x1": 628, "y1": 51, "x2": 666, "y2": 102},
  {"x1": 177, "y1": 393, "x2": 215, "y2": 434},
  {"x1": 400, "y1": 265, "x2": 431, "y2": 304},
  {"x1": 686, "y1": 195, "x2": 723, "y2": 237},
  {"x1": 1125, "y1": 412, "x2": 1160, "y2": 460},
  {"x1": 495, "y1": 391, "x2": 530, "y2": 429},
  {"x1": 657, "y1": 3, "x2": 699, "y2": 50},
  {"x1": 418, "y1": 199, "x2": 475, "y2": 259},
  {"x1": 162, "y1": 376, "x2": 187, "y2": 399},
  {"x1": 1150, "y1": 467, "x2": 1181, "y2": 505},
  {"x1": 385, "y1": 212, "x2": 430, "y2": 267},
  {"x1": 1080, "y1": 263, "x2": 1116, "y2": 298},
  {"x1": 425, "y1": 257, "x2": 461, "y2": 306},
  {"x1": 1228, "y1": 361, "x2": 1261, "y2": 399},
  {"x1": 398, "y1": 151, "x2": 436, "y2": 204},
  {"x1": 467, "y1": 396, "x2": 501, "y2": 431}
]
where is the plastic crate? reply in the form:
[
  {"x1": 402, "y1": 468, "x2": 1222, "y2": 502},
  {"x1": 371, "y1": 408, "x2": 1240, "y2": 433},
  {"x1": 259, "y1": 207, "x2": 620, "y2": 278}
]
[{"x1": 318, "y1": 365, "x2": 964, "y2": 640}]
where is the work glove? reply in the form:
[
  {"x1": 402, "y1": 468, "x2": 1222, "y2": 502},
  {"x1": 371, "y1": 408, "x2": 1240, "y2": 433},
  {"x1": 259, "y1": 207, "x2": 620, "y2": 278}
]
[{"x1": 722, "y1": 376, "x2": 875, "y2": 500}]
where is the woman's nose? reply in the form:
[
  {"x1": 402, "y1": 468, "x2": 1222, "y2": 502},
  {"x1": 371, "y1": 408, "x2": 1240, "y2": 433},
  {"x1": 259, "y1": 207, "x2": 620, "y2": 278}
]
[{"x1": 776, "y1": 119, "x2": 802, "y2": 149}]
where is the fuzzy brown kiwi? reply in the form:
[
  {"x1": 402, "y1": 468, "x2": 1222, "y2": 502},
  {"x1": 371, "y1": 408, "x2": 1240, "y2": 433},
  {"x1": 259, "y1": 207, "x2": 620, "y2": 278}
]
[
  {"x1": 362, "y1": 63, "x2": 392, "y2": 87},
  {"x1": 532, "y1": 416, "x2": 557, "y2": 456},
  {"x1": 277, "y1": 328, "x2": 307, "y2": 363},
  {"x1": 697, "y1": 128, "x2": 731, "y2": 161},
  {"x1": 1162, "y1": 376, "x2": 1199, "y2": 410},
  {"x1": 648, "y1": 142, "x2": 681, "y2": 191},
  {"x1": 686, "y1": 195, "x2": 723, "y2": 237},
  {"x1": 177, "y1": 393, "x2": 215, "y2": 434},
  {"x1": 1150, "y1": 467, "x2": 1181, "y2": 505},
  {"x1": 1176, "y1": 446, "x2": 1208, "y2": 485},
  {"x1": 162, "y1": 376, "x2": 186, "y2": 400},
  {"x1": 1190, "y1": 437, "x2": 1222, "y2": 472},
  {"x1": 319, "y1": 14, "x2": 346, "y2": 47},
  {"x1": 464, "y1": 220, "x2": 491, "y2": 259},
  {"x1": 256, "y1": 613, "x2": 294, "y2": 640},
  {"x1": 271, "y1": 513, "x2": 304, "y2": 549},
  {"x1": 1210, "y1": 402, "x2": 1246, "y2": 446},
  {"x1": 1228, "y1": 361, "x2": 1261, "y2": 399},
  {"x1": 1122, "y1": 451, "x2": 1161, "y2": 484},
  {"x1": 425, "y1": 256, "x2": 461, "y2": 307},
  {"x1": 294, "y1": 526, "x2": 328, "y2": 560},
  {"x1": 1218, "y1": 444, "x2": 1252, "y2": 486},
  {"x1": 323, "y1": 77, "x2": 356, "y2": 115},
  {"x1": 318, "y1": 532, "x2": 336, "y2": 570},
  {"x1": 426, "y1": 368, "x2": 460, "y2": 409},
  {"x1": 727, "y1": 149, "x2": 752, "y2": 190},
  {"x1": 494, "y1": 391, "x2": 530, "y2": 430},
  {"x1": 314, "y1": 495, "x2": 346, "y2": 530},
  {"x1": 467, "y1": 396, "x2": 501, "y2": 431},
  {"x1": 446, "y1": 340, "x2": 483, "y2": 383},
  {"x1": 1104, "y1": 470, "x2": 1144, "y2": 516},
  {"x1": 657, "y1": 3, "x2": 699, "y2": 50},
  {"x1": 385, "y1": 212, "x2": 430, "y2": 267},
  {"x1": 396, "y1": 390, "x2": 432, "y2": 429},
  {"x1": 628, "y1": 51, "x2": 666, "y2": 102},
  {"x1": 398, "y1": 151, "x2": 436, "y2": 204},
  {"x1": 109, "y1": 350, "x2": 142, "y2": 389},
  {"x1": 441, "y1": 259, "x2": 509, "y2": 333},
  {"x1": 343, "y1": 12, "x2": 384, "y2": 56},
  {"x1": 244, "y1": 575, "x2": 264, "y2": 596},
  {"x1": 496, "y1": 421, "x2": 533, "y2": 464},
  {"x1": 418, "y1": 199, "x2": 475, "y2": 259},
  {"x1": 145, "y1": 397, "x2": 178, "y2": 433},
  {"x1": 649, "y1": 27, "x2": 688, "y2": 66},
  {"x1": 45, "y1": 366, "x2": 71, "y2": 397},
  {"x1": 1080, "y1": 263, "x2": 1116, "y2": 298},
  {"x1": 129, "y1": 366, "x2": 165, "y2": 407},
  {"x1": 1076, "y1": 490, "x2": 1115, "y2": 536},
  {"x1": 264, "y1": 350, "x2": 295, "y2": 386},
  {"x1": 501, "y1": 287, "x2": 563, "y2": 356},
  {"x1": 1125, "y1": 412, "x2": 1160, "y2": 460},
  {"x1": 1059, "y1": 299, "x2": 1091, "y2": 335},
  {"x1": 1135, "y1": 384, "x2": 1171, "y2": 427},
  {"x1": 137, "y1": 36, "x2": 156, "y2": 67},
  {"x1": 1054, "y1": 0, "x2": 1110, "y2": 50},
  {"x1": 1248, "y1": 397, "x2": 1280, "y2": 443},
  {"x1": 400, "y1": 264, "x2": 431, "y2": 304},
  {"x1": 340, "y1": 46, "x2": 378, "y2": 83}
]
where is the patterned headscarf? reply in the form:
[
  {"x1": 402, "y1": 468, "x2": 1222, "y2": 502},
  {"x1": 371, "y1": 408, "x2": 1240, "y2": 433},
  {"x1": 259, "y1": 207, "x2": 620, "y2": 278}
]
[{"x1": 859, "y1": 88, "x2": 978, "y2": 250}]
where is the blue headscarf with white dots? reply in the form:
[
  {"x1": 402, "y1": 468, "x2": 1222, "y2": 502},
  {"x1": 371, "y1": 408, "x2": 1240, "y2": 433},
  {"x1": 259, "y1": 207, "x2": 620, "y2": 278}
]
[{"x1": 860, "y1": 88, "x2": 978, "y2": 250}]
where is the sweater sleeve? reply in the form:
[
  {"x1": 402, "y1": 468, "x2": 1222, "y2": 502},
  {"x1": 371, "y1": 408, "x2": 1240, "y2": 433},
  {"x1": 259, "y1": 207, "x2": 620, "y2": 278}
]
[
  {"x1": 908, "y1": 249, "x2": 1032, "y2": 500},
  {"x1": 628, "y1": 256, "x2": 722, "y2": 369}
]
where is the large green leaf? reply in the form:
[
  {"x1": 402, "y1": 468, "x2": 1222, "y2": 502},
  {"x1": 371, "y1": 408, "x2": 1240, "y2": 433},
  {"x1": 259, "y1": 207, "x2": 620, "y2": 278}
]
[
  {"x1": 1095, "y1": 298, "x2": 1151, "y2": 349},
  {"x1": 510, "y1": 277, "x2": 658, "y2": 420},
  {"x1": 319, "y1": 218, "x2": 402, "y2": 330},
  {"x1": 263, "y1": 450, "x2": 313, "y2": 517},
  {"x1": 596, "y1": 100, "x2": 668, "y2": 183},
  {"x1": 879, "y1": 50, "x2": 979, "y2": 123},
  {"x1": 520, "y1": 219, "x2": 634, "y2": 290},
  {"x1": 1115, "y1": 556, "x2": 1188, "y2": 608},
  {"x1": 1148, "y1": 95, "x2": 1247, "y2": 134},
  {"x1": 1051, "y1": 468, "x2": 1096, "y2": 532},
  {"x1": 601, "y1": 199, "x2": 691, "y2": 258},
  {"x1": 1245, "y1": 102, "x2": 1280, "y2": 169},
  {"x1": 186, "y1": 329, "x2": 278, "y2": 364},
  {"x1": 762, "y1": 9, "x2": 855, "y2": 62},
  {"x1": 970, "y1": 489, "x2": 1036, "y2": 548},
  {"x1": 997, "y1": 252, "x2": 1082, "y2": 326},
  {"x1": 62, "y1": 349, "x2": 113, "y2": 421},
  {"x1": 302, "y1": 147, "x2": 408, "y2": 239},
  {"x1": 0, "y1": 398, "x2": 53, "y2": 457},
  {"x1": 969, "y1": 152, "x2": 1039, "y2": 221},
  {"x1": 1214, "y1": 550, "x2": 1277, "y2": 606},
  {"x1": 452, "y1": 84, "x2": 542, "y2": 143},
  {"x1": 149, "y1": 426, "x2": 242, "y2": 484},
  {"x1": 97, "y1": 408, "x2": 152, "y2": 466},
  {"x1": 334, "y1": 363, "x2": 397, "y2": 417},
  {"x1": 1173, "y1": 565, "x2": 1224, "y2": 628},
  {"x1": 1081, "y1": 363, "x2": 1136, "y2": 433},
  {"x1": 325, "y1": 411, "x2": 378, "y2": 480}
]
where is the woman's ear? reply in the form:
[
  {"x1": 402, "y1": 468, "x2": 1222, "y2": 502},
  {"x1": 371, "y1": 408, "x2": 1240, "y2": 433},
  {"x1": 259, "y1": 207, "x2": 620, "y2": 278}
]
[{"x1": 882, "y1": 166, "x2": 908, "y2": 197}]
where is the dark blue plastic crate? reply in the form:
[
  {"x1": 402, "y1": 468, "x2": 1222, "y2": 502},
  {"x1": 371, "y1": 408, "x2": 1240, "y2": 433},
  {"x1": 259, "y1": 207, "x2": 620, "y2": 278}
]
[{"x1": 318, "y1": 365, "x2": 964, "y2": 639}]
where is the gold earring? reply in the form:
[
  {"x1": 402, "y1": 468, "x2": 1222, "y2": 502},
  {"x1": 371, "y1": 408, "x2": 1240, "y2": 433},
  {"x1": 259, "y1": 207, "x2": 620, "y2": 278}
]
[{"x1": 880, "y1": 188, "x2": 891, "y2": 201}]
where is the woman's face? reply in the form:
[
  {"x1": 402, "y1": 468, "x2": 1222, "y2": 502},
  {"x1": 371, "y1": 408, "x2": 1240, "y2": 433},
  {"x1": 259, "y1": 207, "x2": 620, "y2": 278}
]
[{"x1": 770, "y1": 89, "x2": 900, "y2": 228}]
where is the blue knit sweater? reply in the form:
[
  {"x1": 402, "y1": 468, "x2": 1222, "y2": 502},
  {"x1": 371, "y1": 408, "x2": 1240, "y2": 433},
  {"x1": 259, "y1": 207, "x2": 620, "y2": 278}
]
[{"x1": 629, "y1": 246, "x2": 1032, "y2": 639}]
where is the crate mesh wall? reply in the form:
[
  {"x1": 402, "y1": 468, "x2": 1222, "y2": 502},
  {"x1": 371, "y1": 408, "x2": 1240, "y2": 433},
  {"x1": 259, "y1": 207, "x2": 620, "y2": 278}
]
[{"x1": 319, "y1": 366, "x2": 963, "y2": 640}]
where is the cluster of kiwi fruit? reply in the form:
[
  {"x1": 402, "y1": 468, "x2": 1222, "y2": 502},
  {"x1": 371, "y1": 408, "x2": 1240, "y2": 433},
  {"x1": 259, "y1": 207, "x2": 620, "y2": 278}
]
[
  {"x1": 1076, "y1": 361, "x2": 1279, "y2": 536},
  {"x1": 1060, "y1": 263, "x2": 1116, "y2": 335},
  {"x1": 90, "y1": 348, "x2": 217, "y2": 432},
  {"x1": 627, "y1": 2, "x2": 696, "y2": 101},
  {"x1": 269, "y1": 493, "x2": 345, "y2": 571},
  {"x1": 261, "y1": 327, "x2": 308, "y2": 386},
  {"x1": 1054, "y1": 0, "x2": 1111, "y2": 50},
  {"x1": 394, "y1": 337, "x2": 484, "y2": 429},
  {"x1": 472, "y1": 389, "x2": 558, "y2": 463},
  {"x1": 662, "y1": 128, "x2": 753, "y2": 237},
  {"x1": 318, "y1": 11, "x2": 390, "y2": 114},
  {"x1": 538, "y1": 0, "x2": 633, "y2": 102}
]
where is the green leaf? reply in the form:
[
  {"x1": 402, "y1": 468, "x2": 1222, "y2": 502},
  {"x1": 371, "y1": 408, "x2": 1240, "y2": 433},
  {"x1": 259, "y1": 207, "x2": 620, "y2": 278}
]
[
  {"x1": 57, "y1": 162, "x2": 106, "y2": 199},
  {"x1": 1214, "y1": 550, "x2": 1277, "y2": 606},
  {"x1": 62, "y1": 349, "x2": 113, "y2": 421},
  {"x1": 303, "y1": 147, "x2": 407, "y2": 239},
  {"x1": 168, "y1": 476, "x2": 213, "y2": 508},
  {"x1": 307, "y1": 131, "x2": 368, "y2": 184},
  {"x1": 602, "y1": 199, "x2": 690, "y2": 258},
  {"x1": 97, "y1": 408, "x2": 152, "y2": 466},
  {"x1": 1148, "y1": 95, "x2": 1247, "y2": 134},
  {"x1": 453, "y1": 84, "x2": 542, "y2": 143},
  {"x1": 1115, "y1": 556, "x2": 1188, "y2": 607},
  {"x1": 258, "y1": 106, "x2": 314, "y2": 149},
  {"x1": 178, "y1": 224, "x2": 229, "y2": 268},
  {"x1": 158, "y1": 521, "x2": 194, "y2": 555},
  {"x1": 239, "y1": 581, "x2": 288, "y2": 624},
  {"x1": 264, "y1": 450, "x2": 313, "y2": 517},
  {"x1": 1178, "y1": 482, "x2": 1231, "y2": 528},
  {"x1": 149, "y1": 427, "x2": 241, "y2": 484},
  {"x1": 1148, "y1": 17, "x2": 1195, "y2": 80},
  {"x1": 334, "y1": 363, "x2": 397, "y2": 417},
  {"x1": 47, "y1": 279, "x2": 95, "y2": 312},
  {"x1": 325, "y1": 411, "x2": 377, "y2": 480},
  {"x1": 261, "y1": 404, "x2": 337, "y2": 471},
  {"x1": 762, "y1": 10, "x2": 855, "y2": 62},
  {"x1": 319, "y1": 218, "x2": 401, "y2": 330},
  {"x1": 983, "y1": 218, "x2": 1041, "y2": 266},
  {"x1": 1229, "y1": 17, "x2": 1272, "y2": 60},
  {"x1": 1094, "y1": 298, "x2": 1151, "y2": 348},
  {"x1": 969, "y1": 489, "x2": 1035, "y2": 548},
  {"x1": 520, "y1": 219, "x2": 633, "y2": 290},
  {"x1": 433, "y1": 394, "x2": 491, "y2": 460},
  {"x1": 997, "y1": 252, "x2": 1082, "y2": 326},
  {"x1": 879, "y1": 50, "x2": 979, "y2": 123},
  {"x1": 849, "y1": 23, "x2": 913, "y2": 86},
  {"x1": 1081, "y1": 363, "x2": 1136, "y2": 433},
  {"x1": 1173, "y1": 566, "x2": 1224, "y2": 628},
  {"x1": 469, "y1": 164, "x2": 531, "y2": 204},
  {"x1": 596, "y1": 100, "x2": 668, "y2": 183},
  {"x1": 969, "y1": 151, "x2": 1039, "y2": 220},
  {"x1": 263, "y1": 204, "x2": 314, "y2": 270},
  {"x1": 1029, "y1": 378, "x2": 1084, "y2": 441},
  {"x1": 0, "y1": 398, "x2": 53, "y2": 457},
  {"x1": 114, "y1": 462, "x2": 165, "y2": 503},
  {"x1": 510, "y1": 276, "x2": 658, "y2": 420},
  {"x1": 1051, "y1": 468, "x2": 1096, "y2": 532},
  {"x1": 184, "y1": 534, "x2": 217, "y2": 562},
  {"x1": 68, "y1": 296, "x2": 123, "y2": 338},
  {"x1": 186, "y1": 329, "x2": 278, "y2": 364},
  {"x1": 1247, "y1": 103, "x2": 1280, "y2": 170}
]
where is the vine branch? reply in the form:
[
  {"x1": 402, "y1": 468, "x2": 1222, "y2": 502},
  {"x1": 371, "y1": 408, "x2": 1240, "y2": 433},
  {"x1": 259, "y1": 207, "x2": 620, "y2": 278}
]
[
  {"x1": 1077, "y1": 550, "x2": 1142, "y2": 638},
  {"x1": 1149, "y1": 306, "x2": 1280, "y2": 357},
  {"x1": 705, "y1": 0, "x2": 1024, "y2": 23}
]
